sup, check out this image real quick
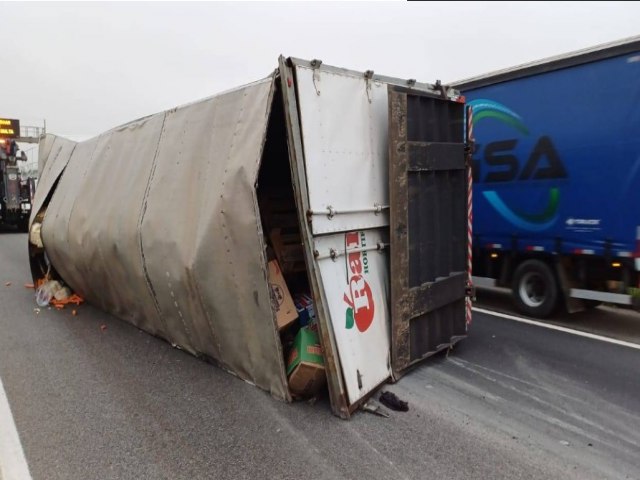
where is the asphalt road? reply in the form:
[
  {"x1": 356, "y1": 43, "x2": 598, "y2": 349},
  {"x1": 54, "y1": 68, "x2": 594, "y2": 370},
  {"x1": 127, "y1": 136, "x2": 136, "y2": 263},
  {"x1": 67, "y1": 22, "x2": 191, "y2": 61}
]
[
  {"x1": 475, "y1": 285, "x2": 640, "y2": 345},
  {"x1": 1, "y1": 232, "x2": 639, "y2": 480}
]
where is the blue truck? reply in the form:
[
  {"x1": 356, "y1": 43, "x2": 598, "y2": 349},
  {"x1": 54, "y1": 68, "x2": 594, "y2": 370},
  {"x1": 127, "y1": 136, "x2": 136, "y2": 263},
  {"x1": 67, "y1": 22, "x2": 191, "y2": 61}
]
[{"x1": 453, "y1": 36, "x2": 640, "y2": 317}]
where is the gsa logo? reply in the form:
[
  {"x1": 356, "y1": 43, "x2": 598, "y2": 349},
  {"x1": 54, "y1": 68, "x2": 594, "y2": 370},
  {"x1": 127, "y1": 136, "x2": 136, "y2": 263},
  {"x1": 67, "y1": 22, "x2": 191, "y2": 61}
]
[{"x1": 469, "y1": 99, "x2": 567, "y2": 232}]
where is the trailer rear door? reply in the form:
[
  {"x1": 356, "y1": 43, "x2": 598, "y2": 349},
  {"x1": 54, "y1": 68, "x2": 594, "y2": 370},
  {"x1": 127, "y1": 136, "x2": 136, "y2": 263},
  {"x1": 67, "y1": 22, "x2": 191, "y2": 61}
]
[
  {"x1": 289, "y1": 60, "x2": 393, "y2": 412},
  {"x1": 388, "y1": 86, "x2": 468, "y2": 374}
]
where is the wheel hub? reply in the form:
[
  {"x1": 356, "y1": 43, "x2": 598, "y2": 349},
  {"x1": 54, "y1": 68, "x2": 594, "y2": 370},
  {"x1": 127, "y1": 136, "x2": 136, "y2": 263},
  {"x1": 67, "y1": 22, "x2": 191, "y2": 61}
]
[{"x1": 519, "y1": 271, "x2": 546, "y2": 307}]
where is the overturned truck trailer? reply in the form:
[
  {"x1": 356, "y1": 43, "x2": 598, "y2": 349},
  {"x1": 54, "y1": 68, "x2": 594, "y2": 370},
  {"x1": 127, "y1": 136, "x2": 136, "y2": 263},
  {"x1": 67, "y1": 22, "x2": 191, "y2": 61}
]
[{"x1": 29, "y1": 57, "x2": 471, "y2": 418}]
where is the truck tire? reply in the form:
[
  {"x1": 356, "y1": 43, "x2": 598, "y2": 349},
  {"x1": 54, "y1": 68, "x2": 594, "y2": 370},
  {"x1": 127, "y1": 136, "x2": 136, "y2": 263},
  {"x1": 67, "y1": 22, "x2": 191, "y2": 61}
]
[{"x1": 512, "y1": 259, "x2": 559, "y2": 318}]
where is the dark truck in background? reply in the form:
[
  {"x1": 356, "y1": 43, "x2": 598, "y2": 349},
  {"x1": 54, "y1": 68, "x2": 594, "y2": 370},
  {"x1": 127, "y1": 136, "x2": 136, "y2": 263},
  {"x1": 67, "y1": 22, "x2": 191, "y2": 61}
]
[
  {"x1": 452, "y1": 36, "x2": 640, "y2": 318},
  {"x1": 1, "y1": 119, "x2": 35, "y2": 232}
]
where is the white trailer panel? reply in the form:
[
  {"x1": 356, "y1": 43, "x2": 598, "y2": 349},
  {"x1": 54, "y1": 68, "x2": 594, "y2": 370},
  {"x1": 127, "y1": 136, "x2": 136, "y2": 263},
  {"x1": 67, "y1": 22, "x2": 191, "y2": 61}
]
[
  {"x1": 295, "y1": 65, "x2": 390, "y2": 235},
  {"x1": 314, "y1": 229, "x2": 391, "y2": 404}
]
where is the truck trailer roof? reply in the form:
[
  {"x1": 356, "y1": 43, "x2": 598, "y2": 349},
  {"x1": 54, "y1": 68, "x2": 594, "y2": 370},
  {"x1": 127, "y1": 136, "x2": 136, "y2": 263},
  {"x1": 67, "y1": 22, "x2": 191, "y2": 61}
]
[{"x1": 452, "y1": 35, "x2": 640, "y2": 90}]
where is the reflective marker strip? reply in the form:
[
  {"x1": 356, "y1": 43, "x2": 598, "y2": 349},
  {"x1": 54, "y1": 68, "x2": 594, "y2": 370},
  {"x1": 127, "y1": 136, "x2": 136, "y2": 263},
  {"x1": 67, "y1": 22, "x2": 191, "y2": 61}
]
[
  {"x1": 473, "y1": 307, "x2": 640, "y2": 351},
  {"x1": 526, "y1": 246, "x2": 545, "y2": 252},
  {"x1": 466, "y1": 105, "x2": 474, "y2": 327},
  {"x1": 617, "y1": 251, "x2": 632, "y2": 258},
  {"x1": 573, "y1": 249, "x2": 595, "y2": 255}
]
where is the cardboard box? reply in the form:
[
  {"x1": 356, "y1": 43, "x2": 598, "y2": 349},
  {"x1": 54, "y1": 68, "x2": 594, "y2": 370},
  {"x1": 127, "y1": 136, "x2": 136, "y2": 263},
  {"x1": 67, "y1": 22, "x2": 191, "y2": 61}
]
[
  {"x1": 286, "y1": 327, "x2": 326, "y2": 397},
  {"x1": 269, "y1": 228, "x2": 305, "y2": 274},
  {"x1": 268, "y1": 260, "x2": 298, "y2": 330}
]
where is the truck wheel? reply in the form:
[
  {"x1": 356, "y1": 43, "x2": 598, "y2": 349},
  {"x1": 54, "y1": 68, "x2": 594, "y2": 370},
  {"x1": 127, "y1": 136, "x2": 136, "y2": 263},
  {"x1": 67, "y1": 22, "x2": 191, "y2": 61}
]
[{"x1": 512, "y1": 259, "x2": 559, "y2": 318}]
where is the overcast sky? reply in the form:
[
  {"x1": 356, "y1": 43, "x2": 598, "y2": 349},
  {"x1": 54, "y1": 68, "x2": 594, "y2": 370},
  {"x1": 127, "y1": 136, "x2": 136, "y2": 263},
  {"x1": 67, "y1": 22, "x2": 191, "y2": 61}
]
[{"x1": 2, "y1": 1, "x2": 639, "y2": 142}]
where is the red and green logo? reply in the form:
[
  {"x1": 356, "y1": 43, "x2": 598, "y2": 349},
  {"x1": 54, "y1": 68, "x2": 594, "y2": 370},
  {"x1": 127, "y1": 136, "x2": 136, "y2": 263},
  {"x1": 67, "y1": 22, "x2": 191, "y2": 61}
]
[{"x1": 343, "y1": 231, "x2": 375, "y2": 332}]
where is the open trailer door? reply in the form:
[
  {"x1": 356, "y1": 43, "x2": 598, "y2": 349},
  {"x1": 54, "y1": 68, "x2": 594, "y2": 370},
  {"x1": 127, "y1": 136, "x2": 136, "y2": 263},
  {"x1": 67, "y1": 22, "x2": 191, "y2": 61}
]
[
  {"x1": 279, "y1": 56, "x2": 398, "y2": 417},
  {"x1": 388, "y1": 86, "x2": 468, "y2": 375}
]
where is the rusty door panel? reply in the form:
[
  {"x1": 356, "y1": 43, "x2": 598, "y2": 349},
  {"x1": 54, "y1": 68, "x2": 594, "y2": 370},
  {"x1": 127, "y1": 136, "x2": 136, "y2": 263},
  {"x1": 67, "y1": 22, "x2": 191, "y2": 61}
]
[{"x1": 389, "y1": 87, "x2": 467, "y2": 373}]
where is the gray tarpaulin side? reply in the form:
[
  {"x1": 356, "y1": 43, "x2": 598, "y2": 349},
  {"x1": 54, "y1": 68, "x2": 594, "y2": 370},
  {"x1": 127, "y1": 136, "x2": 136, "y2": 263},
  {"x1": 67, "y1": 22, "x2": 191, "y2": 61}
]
[
  {"x1": 30, "y1": 134, "x2": 77, "y2": 226},
  {"x1": 37, "y1": 74, "x2": 290, "y2": 400}
]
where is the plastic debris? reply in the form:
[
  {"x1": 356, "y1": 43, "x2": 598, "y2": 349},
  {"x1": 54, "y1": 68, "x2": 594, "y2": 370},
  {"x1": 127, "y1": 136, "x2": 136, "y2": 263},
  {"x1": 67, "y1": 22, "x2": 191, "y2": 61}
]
[
  {"x1": 72, "y1": 309, "x2": 77, "y2": 316},
  {"x1": 54, "y1": 287, "x2": 72, "y2": 302},
  {"x1": 5, "y1": 282, "x2": 11, "y2": 286},
  {"x1": 361, "y1": 400, "x2": 390, "y2": 418},
  {"x1": 34, "y1": 277, "x2": 84, "y2": 309},
  {"x1": 379, "y1": 391, "x2": 409, "y2": 412},
  {"x1": 35, "y1": 280, "x2": 62, "y2": 304},
  {"x1": 24, "y1": 283, "x2": 34, "y2": 289},
  {"x1": 100, "y1": 324, "x2": 107, "y2": 332},
  {"x1": 35, "y1": 285, "x2": 53, "y2": 307}
]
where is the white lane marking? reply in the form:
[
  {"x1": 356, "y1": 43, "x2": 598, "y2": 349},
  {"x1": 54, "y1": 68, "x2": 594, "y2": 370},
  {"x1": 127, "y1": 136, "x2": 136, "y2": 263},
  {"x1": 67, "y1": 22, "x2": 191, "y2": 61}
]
[
  {"x1": 0, "y1": 377, "x2": 33, "y2": 480},
  {"x1": 473, "y1": 307, "x2": 640, "y2": 351}
]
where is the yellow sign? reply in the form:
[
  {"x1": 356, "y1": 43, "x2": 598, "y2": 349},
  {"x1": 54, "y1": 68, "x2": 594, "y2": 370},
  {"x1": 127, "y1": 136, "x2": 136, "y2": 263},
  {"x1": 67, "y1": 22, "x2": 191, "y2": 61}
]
[{"x1": 0, "y1": 118, "x2": 20, "y2": 138}]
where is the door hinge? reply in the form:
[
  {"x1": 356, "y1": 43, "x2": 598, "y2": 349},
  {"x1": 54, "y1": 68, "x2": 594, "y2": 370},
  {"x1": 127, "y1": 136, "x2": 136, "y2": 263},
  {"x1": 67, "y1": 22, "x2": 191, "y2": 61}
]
[
  {"x1": 364, "y1": 70, "x2": 374, "y2": 103},
  {"x1": 310, "y1": 59, "x2": 322, "y2": 96}
]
